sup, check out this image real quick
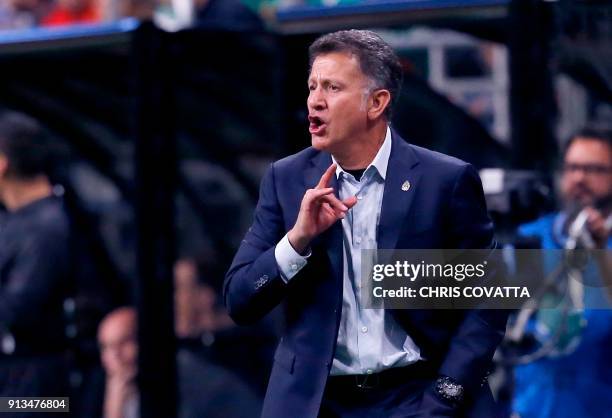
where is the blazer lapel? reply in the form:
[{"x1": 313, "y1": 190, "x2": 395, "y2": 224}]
[{"x1": 377, "y1": 131, "x2": 421, "y2": 252}]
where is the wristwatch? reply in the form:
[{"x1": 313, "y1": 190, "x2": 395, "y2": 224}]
[{"x1": 435, "y1": 376, "x2": 464, "y2": 405}]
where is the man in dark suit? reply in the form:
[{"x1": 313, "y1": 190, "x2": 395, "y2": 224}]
[
  {"x1": 0, "y1": 112, "x2": 71, "y2": 416},
  {"x1": 224, "y1": 30, "x2": 508, "y2": 418}
]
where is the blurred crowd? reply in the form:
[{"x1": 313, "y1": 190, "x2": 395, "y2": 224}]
[
  {"x1": 0, "y1": 0, "x2": 266, "y2": 30},
  {"x1": 1, "y1": 0, "x2": 450, "y2": 31},
  {"x1": 0, "y1": 0, "x2": 154, "y2": 29}
]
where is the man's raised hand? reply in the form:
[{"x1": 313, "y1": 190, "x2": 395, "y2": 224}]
[{"x1": 287, "y1": 163, "x2": 358, "y2": 254}]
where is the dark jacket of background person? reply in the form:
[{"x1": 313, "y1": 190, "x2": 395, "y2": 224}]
[
  {"x1": 224, "y1": 130, "x2": 509, "y2": 418},
  {"x1": 0, "y1": 193, "x2": 70, "y2": 358},
  {"x1": 0, "y1": 112, "x2": 72, "y2": 416}
]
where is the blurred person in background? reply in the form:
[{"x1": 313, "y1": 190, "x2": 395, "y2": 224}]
[
  {"x1": 41, "y1": 0, "x2": 101, "y2": 26},
  {"x1": 0, "y1": 111, "x2": 71, "y2": 413},
  {"x1": 102, "y1": 0, "x2": 153, "y2": 20},
  {"x1": 0, "y1": 0, "x2": 51, "y2": 28},
  {"x1": 153, "y1": 0, "x2": 263, "y2": 31},
  {"x1": 512, "y1": 124, "x2": 612, "y2": 418},
  {"x1": 98, "y1": 307, "x2": 138, "y2": 418},
  {"x1": 174, "y1": 257, "x2": 229, "y2": 340},
  {"x1": 98, "y1": 301, "x2": 261, "y2": 418},
  {"x1": 174, "y1": 257, "x2": 275, "y2": 397}
]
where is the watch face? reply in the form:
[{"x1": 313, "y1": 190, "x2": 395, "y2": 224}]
[
  {"x1": 437, "y1": 376, "x2": 464, "y2": 402},
  {"x1": 446, "y1": 385, "x2": 461, "y2": 396}
]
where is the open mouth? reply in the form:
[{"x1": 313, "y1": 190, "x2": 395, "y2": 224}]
[{"x1": 308, "y1": 115, "x2": 327, "y2": 135}]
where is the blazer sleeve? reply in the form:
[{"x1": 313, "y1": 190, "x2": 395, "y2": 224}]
[
  {"x1": 223, "y1": 163, "x2": 290, "y2": 325},
  {"x1": 437, "y1": 164, "x2": 509, "y2": 395}
]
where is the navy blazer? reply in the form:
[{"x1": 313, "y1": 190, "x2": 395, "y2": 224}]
[{"x1": 224, "y1": 131, "x2": 508, "y2": 418}]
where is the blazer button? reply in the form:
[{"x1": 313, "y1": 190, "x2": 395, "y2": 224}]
[{"x1": 254, "y1": 275, "x2": 269, "y2": 290}]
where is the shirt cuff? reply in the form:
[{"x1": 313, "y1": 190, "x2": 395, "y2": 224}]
[{"x1": 275, "y1": 233, "x2": 311, "y2": 283}]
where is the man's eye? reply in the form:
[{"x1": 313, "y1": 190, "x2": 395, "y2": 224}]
[
  {"x1": 329, "y1": 85, "x2": 339, "y2": 91},
  {"x1": 308, "y1": 85, "x2": 316, "y2": 91}
]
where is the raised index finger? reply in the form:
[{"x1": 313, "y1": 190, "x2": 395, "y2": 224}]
[{"x1": 317, "y1": 163, "x2": 337, "y2": 189}]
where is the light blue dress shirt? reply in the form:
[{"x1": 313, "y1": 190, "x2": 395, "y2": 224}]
[{"x1": 275, "y1": 127, "x2": 421, "y2": 376}]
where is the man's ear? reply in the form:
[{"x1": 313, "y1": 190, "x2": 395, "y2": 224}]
[{"x1": 367, "y1": 89, "x2": 391, "y2": 120}]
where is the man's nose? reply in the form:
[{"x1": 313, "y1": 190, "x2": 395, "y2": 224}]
[
  {"x1": 568, "y1": 168, "x2": 587, "y2": 183},
  {"x1": 307, "y1": 88, "x2": 325, "y2": 111},
  {"x1": 575, "y1": 171, "x2": 587, "y2": 182}
]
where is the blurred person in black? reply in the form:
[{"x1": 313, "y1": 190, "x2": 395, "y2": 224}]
[{"x1": 0, "y1": 112, "x2": 70, "y2": 409}]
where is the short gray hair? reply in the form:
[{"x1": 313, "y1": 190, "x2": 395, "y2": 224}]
[{"x1": 308, "y1": 30, "x2": 403, "y2": 119}]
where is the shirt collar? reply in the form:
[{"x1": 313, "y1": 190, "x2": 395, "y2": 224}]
[{"x1": 332, "y1": 126, "x2": 392, "y2": 181}]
